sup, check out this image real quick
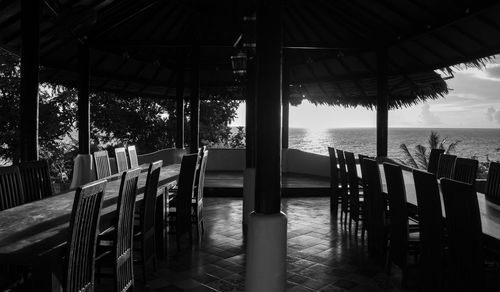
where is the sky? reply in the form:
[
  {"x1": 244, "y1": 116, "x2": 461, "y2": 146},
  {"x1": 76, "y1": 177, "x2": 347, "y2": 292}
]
[{"x1": 231, "y1": 55, "x2": 500, "y2": 129}]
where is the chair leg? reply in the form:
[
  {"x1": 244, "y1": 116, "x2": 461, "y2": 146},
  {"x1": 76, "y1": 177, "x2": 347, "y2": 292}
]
[
  {"x1": 401, "y1": 269, "x2": 408, "y2": 288},
  {"x1": 195, "y1": 215, "x2": 200, "y2": 241},
  {"x1": 141, "y1": 241, "x2": 147, "y2": 283}
]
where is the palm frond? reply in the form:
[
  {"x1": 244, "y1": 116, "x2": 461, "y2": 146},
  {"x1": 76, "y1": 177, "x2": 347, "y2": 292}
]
[
  {"x1": 399, "y1": 143, "x2": 419, "y2": 169},
  {"x1": 414, "y1": 144, "x2": 428, "y2": 169},
  {"x1": 446, "y1": 140, "x2": 460, "y2": 154},
  {"x1": 428, "y1": 131, "x2": 440, "y2": 149}
]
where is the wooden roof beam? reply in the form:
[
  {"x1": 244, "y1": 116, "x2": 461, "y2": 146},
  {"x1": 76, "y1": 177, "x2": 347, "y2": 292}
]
[
  {"x1": 92, "y1": 0, "x2": 162, "y2": 38},
  {"x1": 89, "y1": 40, "x2": 236, "y2": 48}
]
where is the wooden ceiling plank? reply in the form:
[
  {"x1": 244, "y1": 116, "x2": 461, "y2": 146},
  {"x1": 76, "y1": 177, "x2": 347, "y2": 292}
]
[{"x1": 389, "y1": 1, "x2": 500, "y2": 46}]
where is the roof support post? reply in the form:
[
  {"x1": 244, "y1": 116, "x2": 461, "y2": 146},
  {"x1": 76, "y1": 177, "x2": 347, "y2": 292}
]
[
  {"x1": 245, "y1": 1, "x2": 287, "y2": 290},
  {"x1": 176, "y1": 63, "x2": 185, "y2": 149},
  {"x1": 376, "y1": 48, "x2": 388, "y2": 158},
  {"x1": 77, "y1": 44, "x2": 90, "y2": 155},
  {"x1": 19, "y1": 0, "x2": 40, "y2": 162},
  {"x1": 190, "y1": 45, "x2": 200, "y2": 154},
  {"x1": 246, "y1": 58, "x2": 257, "y2": 168},
  {"x1": 254, "y1": 0, "x2": 282, "y2": 215},
  {"x1": 282, "y1": 71, "x2": 289, "y2": 149}
]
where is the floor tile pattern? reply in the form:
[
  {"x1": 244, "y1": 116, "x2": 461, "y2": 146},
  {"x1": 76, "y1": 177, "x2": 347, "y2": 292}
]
[{"x1": 95, "y1": 197, "x2": 498, "y2": 292}]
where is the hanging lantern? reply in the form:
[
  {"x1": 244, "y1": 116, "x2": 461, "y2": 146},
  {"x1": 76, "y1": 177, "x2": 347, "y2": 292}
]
[{"x1": 230, "y1": 51, "x2": 247, "y2": 80}]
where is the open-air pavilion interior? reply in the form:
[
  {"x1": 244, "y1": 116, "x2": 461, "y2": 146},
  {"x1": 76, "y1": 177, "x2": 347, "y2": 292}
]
[{"x1": 2, "y1": 0, "x2": 500, "y2": 291}]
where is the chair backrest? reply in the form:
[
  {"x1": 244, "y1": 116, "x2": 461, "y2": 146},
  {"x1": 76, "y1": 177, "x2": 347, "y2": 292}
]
[
  {"x1": 427, "y1": 148, "x2": 445, "y2": 175},
  {"x1": 485, "y1": 161, "x2": 500, "y2": 204},
  {"x1": 65, "y1": 179, "x2": 106, "y2": 292},
  {"x1": 362, "y1": 158, "x2": 386, "y2": 258},
  {"x1": 0, "y1": 165, "x2": 25, "y2": 211},
  {"x1": 114, "y1": 147, "x2": 129, "y2": 173},
  {"x1": 413, "y1": 169, "x2": 445, "y2": 291},
  {"x1": 176, "y1": 154, "x2": 199, "y2": 238},
  {"x1": 336, "y1": 149, "x2": 348, "y2": 209},
  {"x1": 453, "y1": 157, "x2": 478, "y2": 185},
  {"x1": 328, "y1": 147, "x2": 339, "y2": 189},
  {"x1": 195, "y1": 150, "x2": 209, "y2": 202},
  {"x1": 127, "y1": 145, "x2": 139, "y2": 169},
  {"x1": 436, "y1": 154, "x2": 456, "y2": 179},
  {"x1": 440, "y1": 178, "x2": 484, "y2": 291},
  {"x1": 345, "y1": 151, "x2": 361, "y2": 220},
  {"x1": 93, "y1": 150, "x2": 112, "y2": 179},
  {"x1": 19, "y1": 160, "x2": 53, "y2": 203},
  {"x1": 113, "y1": 167, "x2": 141, "y2": 292},
  {"x1": 358, "y1": 154, "x2": 369, "y2": 190},
  {"x1": 139, "y1": 161, "x2": 162, "y2": 262},
  {"x1": 383, "y1": 163, "x2": 409, "y2": 269}
]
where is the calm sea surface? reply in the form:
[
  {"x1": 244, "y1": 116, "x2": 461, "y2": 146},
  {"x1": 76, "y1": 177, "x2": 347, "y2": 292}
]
[{"x1": 287, "y1": 128, "x2": 500, "y2": 162}]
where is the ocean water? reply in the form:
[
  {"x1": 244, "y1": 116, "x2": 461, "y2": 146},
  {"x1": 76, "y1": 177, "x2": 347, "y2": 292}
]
[{"x1": 288, "y1": 128, "x2": 500, "y2": 162}]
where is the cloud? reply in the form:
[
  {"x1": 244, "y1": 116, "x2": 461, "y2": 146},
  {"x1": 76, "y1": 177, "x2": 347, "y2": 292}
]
[
  {"x1": 496, "y1": 111, "x2": 500, "y2": 124},
  {"x1": 420, "y1": 104, "x2": 441, "y2": 125},
  {"x1": 487, "y1": 107, "x2": 496, "y2": 121}
]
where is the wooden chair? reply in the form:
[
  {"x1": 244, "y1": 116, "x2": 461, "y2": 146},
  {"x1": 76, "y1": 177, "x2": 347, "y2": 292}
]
[
  {"x1": 127, "y1": 146, "x2": 139, "y2": 168},
  {"x1": 453, "y1": 157, "x2": 478, "y2": 185},
  {"x1": 0, "y1": 165, "x2": 25, "y2": 210},
  {"x1": 94, "y1": 150, "x2": 112, "y2": 179},
  {"x1": 167, "y1": 153, "x2": 199, "y2": 249},
  {"x1": 413, "y1": 169, "x2": 446, "y2": 291},
  {"x1": 328, "y1": 147, "x2": 342, "y2": 215},
  {"x1": 436, "y1": 154, "x2": 456, "y2": 179},
  {"x1": 485, "y1": 161, "x2": 500, "y2": 204},
  {"x1": 358, "y1": 154, "x2": 370, "y2": 191},
  {"x1": 96, "y1": 168, "x2": 141, "y2": 292},
  {"x1": 114, "y1": 147, "x2": 129, "y2": 173},
  {"x1": 65, "y1": 179, "x2": 107, "y2": 292},
  {"x1": 383, "y1": 163, "x2": 419, "y2": 287},
  {"x1": 0, "y1": 166, "x2": 26, "y2": 290},
  {"x1": 193, "y1": 149, "x2": 208, "y2": 240},
  {"x1": 19, "y1": 160, "x2": 53, "y2": 203},
  {"x1": 441, "y1": 178, "x2": 484, "y2": 291},
  {"x1": 427, "y1": 148, "x2": 445, "y2": 175},
  {"x1": 336, "y1": 149, "x2": 349, "y2": 224},
  {"x1": 345, "y1": 151, "x2": 364, "y2": 237},
  {"x1": 134, "y1": 161, "x2": 162, "y2": 282},
  {"x1": 362, "y1": 158, "x2": 387, "y2": 260}
]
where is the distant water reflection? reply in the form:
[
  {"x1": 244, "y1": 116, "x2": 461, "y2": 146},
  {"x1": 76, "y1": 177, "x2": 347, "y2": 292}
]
[{"x1": 288, "y1": 127, "x2": 500, "y2": 162}]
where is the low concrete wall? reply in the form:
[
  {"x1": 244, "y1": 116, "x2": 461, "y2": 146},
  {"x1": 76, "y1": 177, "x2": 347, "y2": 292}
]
[
  {"x1": 206, "y1": 148, "x2": 246, "y2": 171},
  {"x1": 282, "y1": 149, "x2": 329, "y2": 177},
  {"x1": 204, "y1": 148, "x2": 329, "y2": 177}
]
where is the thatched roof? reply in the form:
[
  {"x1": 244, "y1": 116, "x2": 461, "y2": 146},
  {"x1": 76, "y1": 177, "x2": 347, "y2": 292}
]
[{"x1": 1, "y1": 0, "x2": 500, "y2": 108}]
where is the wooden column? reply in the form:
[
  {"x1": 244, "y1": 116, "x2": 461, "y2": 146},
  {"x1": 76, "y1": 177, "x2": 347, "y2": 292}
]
[
  {"x1": 281, "y1": 71, "x2": 289, "y2": 149},
  {"x1": 19, "y1": 0, "x2": 40, "y2": 162},
  {"x1": 246, "y1": 58, "x2": 257, "y2": 168},
  {"x1": 190, "y1": 46, "x2": 200, "y2": 154},
  {"x1": 176, "y1": 65, "x2": 185, "y2": 149},
  {"x1": 255, "y1": 0, "x2": 282, "y2": 214},
  {"x1": 77, "y1": 44, "x2": 90, "y2": 154},
  {"x1": 376, "y1": 48, "x2": 388, "y2": 158}
]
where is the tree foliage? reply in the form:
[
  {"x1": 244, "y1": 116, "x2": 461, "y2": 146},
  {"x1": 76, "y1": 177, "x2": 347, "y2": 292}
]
[
  {"x1": 399, "y1": 131, "x2": 460, "y2": 169},
  {"x1": 0, "y1": 49, "x2": 244, "y2": 179}
]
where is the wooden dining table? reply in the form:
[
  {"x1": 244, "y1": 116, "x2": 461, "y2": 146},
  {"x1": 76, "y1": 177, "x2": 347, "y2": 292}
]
[
  {"x1": 0, "y1": 163, "x2": 180, "y2": 289},
  {"x1": 357, "y1": 164, "x2": 500, "y2": 244}
]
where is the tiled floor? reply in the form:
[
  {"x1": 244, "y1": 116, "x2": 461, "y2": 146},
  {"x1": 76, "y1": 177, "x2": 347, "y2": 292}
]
[{"x1": 119, "y1": 197, "x2": 498, "y2": 292}]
